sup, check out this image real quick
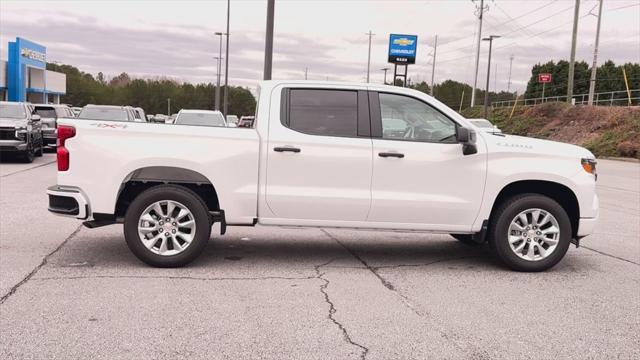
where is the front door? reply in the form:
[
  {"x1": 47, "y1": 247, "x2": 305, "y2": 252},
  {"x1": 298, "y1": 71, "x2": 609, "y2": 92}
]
[{"x1": 367, "y1": 91, "x2": 486, "y2": 230}]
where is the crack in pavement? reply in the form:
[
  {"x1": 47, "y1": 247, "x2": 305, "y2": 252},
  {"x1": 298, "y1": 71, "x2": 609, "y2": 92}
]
[
  {"x1": 0, "y1": 224, "x2": 83, "y2": 305},
  {"x1": 320, "y1": 228, "x2": 492, "y2": 359},
  {"x1": 372, "y1": 256, "x2": 482, "y2": 270},
  {"x1": 314, "y1": 258, "x2": 369, "y2": 360},
  {"x1": 320, "y1": 228, "x2": 424, "y2": 317},
  {"x1": 0, "y1": 159, "x2": 56, "y2": 178},
  {"x1": 581, "y1": 246, "x2": 640, "y2": 266},
  {"x1": 32, "y1": 274, "x2": 319, "y2": 282}
]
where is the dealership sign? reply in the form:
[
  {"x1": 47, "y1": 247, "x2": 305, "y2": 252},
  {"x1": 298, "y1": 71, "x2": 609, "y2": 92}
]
[
  {"x1": 20, "y1": 48, "x2": 46, "y2": 63},
  {"x1": 538, "y1": 73, "x2": 552, "y2": 83},
  {"x1": 388, "y1": 34, "x2": 418, "y2": 64}
]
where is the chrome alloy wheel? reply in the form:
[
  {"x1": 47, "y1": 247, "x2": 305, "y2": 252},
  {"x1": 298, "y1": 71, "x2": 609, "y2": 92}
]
[
  {"x1": 507, "y1": 208, "x2": 560, "y2": 261},
  {"x1": 137, "y1": 200, "x2": 196, "y2": 256}
]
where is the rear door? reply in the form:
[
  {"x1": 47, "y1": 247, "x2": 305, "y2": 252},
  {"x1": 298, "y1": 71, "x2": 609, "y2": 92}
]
[
  {"x1": 265, "y1": 85, "x2": 373, "y2": 221},
  {"x1": 367, "y1": 91, "x2": 486, "y2": 230}
]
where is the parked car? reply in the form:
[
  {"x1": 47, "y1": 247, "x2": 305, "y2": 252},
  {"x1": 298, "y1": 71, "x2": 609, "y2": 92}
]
[
  {"x1": 174, "y1": 110, "x2": 226, "y2": 127},
  {"x1": 133, "y1": 107, "x2": 147, "y2": 122},
  {"x1": 238, "y1": 115, "x2": 255, "y2": 128},
  {"x1": 78, "y1": 105, "x2": 138, "y2": 122},
  {"x1": 468, "y1": 118, "x2": 502, "y2": 134},
  {"x1": 226, "y1": 115, "x2": 239, "y2": 126},
  {"x1": 167, "y1": 113, "x2": 178, "y2": 124},
  {"x1": 47, "y1": 80, "x2": 598, "y2": 272},
  {"x1": 71, "y1": 107, "x2": 82, "y2": 117},
  {"x1": 0, "y1": 101, "x2": 44, "y2": 162},
  {"x1": 33, "y1": 104, "x2": 76, "y2": 148},
  {"x1": 151, "y1": 114, "x2": 168, "y2": 123}
]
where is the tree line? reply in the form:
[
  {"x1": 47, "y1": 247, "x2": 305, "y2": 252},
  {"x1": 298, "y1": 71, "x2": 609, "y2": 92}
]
[
  {"x1": 46, "y1": 63, "x2": 256, "y2": 116},
  {"x1": 48, "y1": 58, "x2": 637, "y2": 116}
]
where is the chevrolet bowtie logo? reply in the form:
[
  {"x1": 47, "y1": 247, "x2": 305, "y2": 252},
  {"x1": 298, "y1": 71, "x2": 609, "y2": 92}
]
[{"x1": 393, "y1": 38, "x2": 414, "y2": 46}]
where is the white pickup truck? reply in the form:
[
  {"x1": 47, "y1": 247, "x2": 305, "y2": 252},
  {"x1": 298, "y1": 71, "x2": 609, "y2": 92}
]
[{"x1": 47, "y1": 81, "x2": 598, "y2": 271}]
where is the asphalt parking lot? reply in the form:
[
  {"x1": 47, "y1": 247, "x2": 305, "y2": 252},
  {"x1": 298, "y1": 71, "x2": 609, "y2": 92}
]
[{"x1": 0, "y1": 156, "x2": 638, "y2": 359}]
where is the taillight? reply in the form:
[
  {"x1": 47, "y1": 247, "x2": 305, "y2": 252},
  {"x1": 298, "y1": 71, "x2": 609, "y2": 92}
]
[{"x1": 57, "y1": 125, "x2": 75, "y2": 171}]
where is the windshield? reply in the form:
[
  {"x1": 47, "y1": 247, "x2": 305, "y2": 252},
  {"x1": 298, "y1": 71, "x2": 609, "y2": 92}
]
[
  {"x1": 176, "y1": 112, "x2": 226, "y2": 127},
  {"x1": 34, "y1": 107, "x2": 57, "y2": 119},
  {"x1": 0, "y1": 104, "x2": 27, "y2": 119},
  {"x1": 79, "y1": 107, "x2": 129, "y2": 121}
]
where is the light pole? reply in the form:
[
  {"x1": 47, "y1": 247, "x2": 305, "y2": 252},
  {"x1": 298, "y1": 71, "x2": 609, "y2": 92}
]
[
  {"x1": 381, "y1": 67, "x2": 390, "y2": 84},
  {"x1": 215, "y1": 32, "x2": 225, "y2": 111},
  {"x1": 430, "y1": 34, "x2": 438, "y2": 96},
  {"x1": 264, "y1": 0, "x2": 275, "y2": 80},
  {"x1": 365, "y1": 30, "x2": 375, "y2": 83},
  {"x1": 223, "y1": 0, "x2": 230, "y2": 117},
  {"x1": 587, "y1": 0, "x2": 603, "y2": 105},
  {"x1": 482, "y1": 35, "x2": 500, "y2": 118}
]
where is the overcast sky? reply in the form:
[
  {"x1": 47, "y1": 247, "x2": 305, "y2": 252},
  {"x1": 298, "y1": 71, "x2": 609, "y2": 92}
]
[{"x1": 1, "y1": 0, "x2": 638, "y2": 93}]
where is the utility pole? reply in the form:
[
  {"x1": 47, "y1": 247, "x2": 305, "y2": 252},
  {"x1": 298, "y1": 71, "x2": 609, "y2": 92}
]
[
  {"x1": 381, "y1": 67, "x2": 389, "y2": 84},
  {"x1": 304, "y1": 67, "x2": 308, "y2": 80},
  {"x1": 567, "y1": 0, "x2": 580, "y2": 104},
  {"x1": 483, "y1": 35, "x2": 500, "y2": 118},
  {"x1": 263, "y1": 0, "x2": 275, "y2": 80},
  {"x1": 587, "y1": 0, "x2": 603, "y2": 106},
  {"x1": 215, "y1": 32, "x2": 225, "y2": 111},
  {"x1": 223, "y1": 0, "x2": 230, "y2": 116},
  {"x1": 167, "y1": 98, "x2": 171, "y2": 116},
  {"x1": 430, "y1": 34, "x2": 438, "y2": 96},
  {"x1": 507, "y1": 55, "x2": 514, "y2": 93},
  {"x1": 366, "y1": 30, "x2": 375, "y2": 83},
  {"x1": 494, "y1": 62, "x2": 497, "y2": 93},
  {"x1": 470, "y1": 0, "x2": 485, "y2": 107}
]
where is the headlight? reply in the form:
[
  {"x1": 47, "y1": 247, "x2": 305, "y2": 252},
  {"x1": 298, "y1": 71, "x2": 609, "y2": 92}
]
[{"x1": 581, "y1": 158, "x2": 597, "y2": 178}]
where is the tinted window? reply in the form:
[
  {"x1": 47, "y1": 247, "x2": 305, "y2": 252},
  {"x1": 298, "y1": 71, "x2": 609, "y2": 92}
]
[
  {"x1": 288, "y1": 89, "x2": 358, "y2": 137},
  {"x1": 34, "y1": 107, "x2": 57, "y2": 119},
  {"x1": 79, "y1": 107, "x2": 129, "y2": 121},
  {"x1": 379, "y1": 93, "x2": 456, "y2": 143}
]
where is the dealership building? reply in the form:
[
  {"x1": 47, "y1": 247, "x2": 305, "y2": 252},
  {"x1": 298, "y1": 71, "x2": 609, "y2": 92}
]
[{"x1": 0, "y1": 37, "x2": 66, "y2": 103}]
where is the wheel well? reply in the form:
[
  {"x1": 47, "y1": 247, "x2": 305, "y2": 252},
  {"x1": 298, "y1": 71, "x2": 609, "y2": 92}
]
[
  {"x1": 491, "y1": 180, "x2": 580, "y2": 238},
  {"x1": 114, "y1": 167, "x2": 220, "y2": 218}
]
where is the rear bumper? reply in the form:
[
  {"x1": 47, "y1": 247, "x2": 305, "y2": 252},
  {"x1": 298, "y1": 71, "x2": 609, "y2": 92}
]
[
  {"x1": 42, "y1": 130, "x2": 57, "y2": 145},
  {"x1": 47, "y1": 185, "x2": 90, "y2": 219}
]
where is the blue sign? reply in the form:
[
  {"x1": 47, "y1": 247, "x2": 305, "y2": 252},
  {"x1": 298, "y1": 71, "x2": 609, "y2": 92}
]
[
  {"x1": 7, "y1": 37, "x2": 47, "y2": 102},
  {"x1": 388, "y1": 34, "x2": 418, "y2": 64}
]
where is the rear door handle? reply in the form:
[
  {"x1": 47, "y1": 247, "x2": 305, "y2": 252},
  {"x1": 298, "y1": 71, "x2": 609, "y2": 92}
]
[
  {"x1": 378, "y1": 152, "x2": 404, "y2": 158},
  {"x1": 274, "y1": 146, "x2": 301, "y2": 153}
]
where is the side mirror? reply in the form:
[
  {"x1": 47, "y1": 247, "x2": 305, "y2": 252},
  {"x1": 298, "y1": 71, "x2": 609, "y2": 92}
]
[
  {"x1": 456, "y1": 127, "x2": 471, "y2": 143},
  {"x1": 457, "y1": 127, "x2": 477, "y2": 155},
  {"x1": 31, "y1": 114, "x2": 41, "y2": 122}
]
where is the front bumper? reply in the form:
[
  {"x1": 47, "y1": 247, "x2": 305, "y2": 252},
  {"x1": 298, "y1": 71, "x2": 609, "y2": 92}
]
[
  {"x1": 47, "y1": 185, "x2": 90, "y2": 219},
  {"x1": 0, "y1": 139, "x2": 27, "y2": 152}
]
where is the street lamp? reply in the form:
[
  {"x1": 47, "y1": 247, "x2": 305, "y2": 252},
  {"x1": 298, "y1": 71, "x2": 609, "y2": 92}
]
[
  {"x1": 214, "y1": 32, "x2": 226, "y2": 111},
  {"x1": 482, "y1": 35, "x2": 500, "y2": 118},
  {"x1": 381, "y1": 67, "x2": 390, "y2": 85}
]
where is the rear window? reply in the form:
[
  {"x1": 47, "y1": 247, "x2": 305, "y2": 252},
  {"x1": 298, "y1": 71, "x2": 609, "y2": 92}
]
[
  {"x1": 0, "y1": 103, "x2": 27, "y2": 119},
  {"x1": 79, "y1": 107, "x2": 129, "y2": 121},
  {"x1": 175, "y1": 112, "x2": 226, "y2": 127},
  {"x1": 34, "y1": 107, "x2": 57, "y2": 119}
]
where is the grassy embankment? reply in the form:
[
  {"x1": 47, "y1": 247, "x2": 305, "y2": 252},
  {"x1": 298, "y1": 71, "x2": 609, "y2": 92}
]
[{"x1": 461, "y1": 103, "x2": 640, "y2": 159}]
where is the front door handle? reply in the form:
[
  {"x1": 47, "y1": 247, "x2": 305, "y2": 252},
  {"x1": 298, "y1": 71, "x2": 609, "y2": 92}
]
[
  {"x1": 274, "y1": 146, "x2": 301, "y2": 153},
  {"x1": 378, "y1": 152, "x2": 404, "y2": 158}
]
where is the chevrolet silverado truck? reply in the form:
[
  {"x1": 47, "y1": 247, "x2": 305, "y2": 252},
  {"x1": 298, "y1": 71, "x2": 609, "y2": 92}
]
[
  {"x1": 0, "y1": 101, "x2": 44, "y2": 162},
  {"x1": 46, "y1": 81, "x2": 599, "y2": 271}
]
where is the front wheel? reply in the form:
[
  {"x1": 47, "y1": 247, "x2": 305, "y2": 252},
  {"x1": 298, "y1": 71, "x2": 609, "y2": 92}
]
[
  {"x1": 22, "y1": 141, "x2": 34, "y2": 163},
  {"x1": 124, "y1": 185, "x2": 212, "y2": 267},
  {"x1": 489, "y1": 194, "x2": 572, "y2": 272}
]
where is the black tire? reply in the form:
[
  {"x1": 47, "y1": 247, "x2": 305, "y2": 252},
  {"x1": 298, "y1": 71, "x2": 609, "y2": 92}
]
[
  {"x1": 35, "y1": 138, "x2": 43, "y2": 157},
  {"x1": 489, "y1": 194, "x2": 572, "y2": 272},
  {"x1": 450, "y1": 234, "x2": 482, "y2": 246},
  {"x1": 124, "y1": 184, "x2": 212, "y2": 267},
  {"x1": 22, "y1": 141, "x2": 34, "y2": 163}
]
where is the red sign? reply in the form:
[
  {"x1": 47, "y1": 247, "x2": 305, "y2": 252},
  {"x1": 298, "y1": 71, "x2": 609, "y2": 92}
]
[{"x1": 538, "y1": 73, "x2": 552, "y2": 83}]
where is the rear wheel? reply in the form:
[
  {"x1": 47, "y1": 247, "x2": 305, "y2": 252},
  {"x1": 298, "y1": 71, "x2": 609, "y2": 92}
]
[
  {"x1": 489, "y1": 194, "x2": 571, "y2": 272},
  {"x1": 124, "y1": 185, "x2": 212, "y2": 267}
]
